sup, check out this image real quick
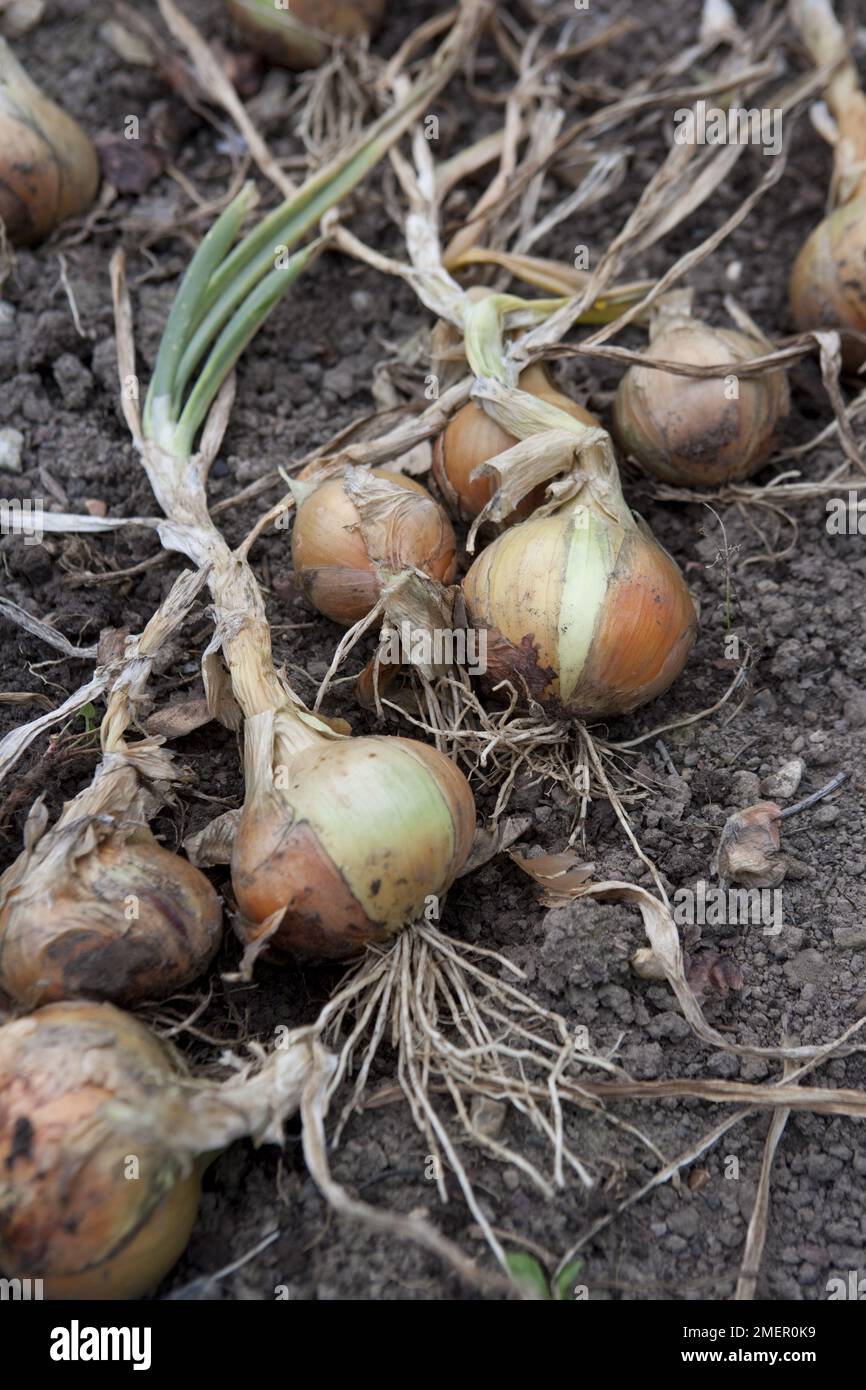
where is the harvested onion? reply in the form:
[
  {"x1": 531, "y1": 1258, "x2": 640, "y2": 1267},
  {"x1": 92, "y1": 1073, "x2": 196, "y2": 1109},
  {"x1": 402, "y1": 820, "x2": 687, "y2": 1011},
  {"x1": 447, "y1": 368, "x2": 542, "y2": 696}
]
[
  {"x1": 612, "y1": 307, "x2": 789, "y2": 486},
  {"x1": 291, "y1": 466, "x2": 456, "y2": 626},
  {"x1": 0, "y1": 829, "x2": 222, "y2": 1010},
  {"x1": 0, "y1": 1002, "x2": 201, "y2": 1299},
  {"x1": 455, "y1": 307, "x2": 697, "y2": 720},
  {"x1": 0, "y1": 37, "x2": 99, "y2": 246},
  {"x1": 0, "y1": 1000, "x2": 320, "y2": 1299},
  {"x1": 0, "y1": 571, "x2": 222, "y2": 1010},
  {"x1": 227, "y1": 0, "x2": 385, "y2": 70},
  {"x1": 433, "y1": 362, "x2": 599, "y2": 522},
  {"x1": 232, "y1": 707, "x2": 475, "y2": 961},
  {"x1": 788, "y1": 0, "x2": 866, "y2": 370}
]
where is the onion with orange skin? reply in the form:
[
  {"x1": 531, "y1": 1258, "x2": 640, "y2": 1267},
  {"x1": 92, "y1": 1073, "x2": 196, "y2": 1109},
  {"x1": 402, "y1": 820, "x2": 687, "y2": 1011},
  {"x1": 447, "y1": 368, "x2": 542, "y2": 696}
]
[
  {"x1": 612, "y1": 313, "x2": 789, "y2": 487},
  {"x1": 460, "y1": 370, "x2": 697, "y2": 720},
  {"x1": 0, "y1": 1000, "x2": 322, "y2": 1299},
  {"x1": 0, "y1": 828, "x2": 222, "y2": 1010},
  {"x1": 227, "y1": 0, "x2": 386, "y2": 70},
  {"x1": 291, "y1": 466, "x2": 457, "y2": 626},
  {"x1": 0, "y1": 1002, "x2": 202, "y2": 1300},
  {"x1": 433, "y1": 363, "x2": 598, "y2": 523},
  {"x1": 231, "y1": 708, "x2": 476, "y2": 962},
  {"x1": 0, "y1": 38, "x2": 99, "y2": 247}
]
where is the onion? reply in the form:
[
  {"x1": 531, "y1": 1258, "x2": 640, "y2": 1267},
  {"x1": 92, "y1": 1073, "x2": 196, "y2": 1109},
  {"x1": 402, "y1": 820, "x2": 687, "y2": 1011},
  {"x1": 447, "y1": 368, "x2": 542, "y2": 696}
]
[
  {"x1": 0, "y1": 1000, "x2": 321, "y2": 1299},
  {"x1": 460, "y1": 371, "x2": 697, "y2": 719},
  {"x1": 0, "y1": 37, "x2": 99, "y2": 246},
  {"x1": 433, "y1": 362, "x2": 599, "y2": 522},
  {"x1": 227, "y1": 0, "x2": 386, "y2": 71},
  {"x1": 788, "y1": 0, "x2": 866, "y2": 370},
  {"x1": 0, "y1": 570, "x2": 222, "y2": 1010},
  {"x1": 291, "y1": 466, "x2": 457, "y2": 626},
  {"x1": 0, "y1": 1002, "x2": 201, "y2": 1299},
  {"x1": 0, "y1": 829, "x2": 222, "y2": 1010},
  {"x1": 232, "y1": 708, "x2": 476, "y2": 961},
  {"x1": 612, "y1": 309, "x2": 789, "y2": 486}
]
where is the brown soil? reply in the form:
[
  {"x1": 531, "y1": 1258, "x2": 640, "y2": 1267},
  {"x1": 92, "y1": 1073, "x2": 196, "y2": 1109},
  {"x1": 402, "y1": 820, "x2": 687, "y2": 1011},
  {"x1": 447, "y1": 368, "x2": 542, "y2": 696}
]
[{"x1": 1, "y1": 0, "x2": 864, "y2": 1301}]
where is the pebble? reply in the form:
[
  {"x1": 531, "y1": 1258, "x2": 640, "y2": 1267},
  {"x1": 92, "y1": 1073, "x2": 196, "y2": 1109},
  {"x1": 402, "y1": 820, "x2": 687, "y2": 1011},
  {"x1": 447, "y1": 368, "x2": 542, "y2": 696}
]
[
  {"x1": 730, "y1": 769, "x2": 761, "y2": 804},
  {"x1": 760, "y1": 757, "x2": 805, "y2": 801},
  {"x1": 322, "y1": 365, "x2": 355, "y2": 400},
  {"x1": 833, "y1": 926, "x2": 866, "y2": 950},
  {"x1": 0, "y1": 426, "x2": 23, "y2": 473},
  {"x1": 813, "y1": 805, "x2": 839, "y2": 826}
]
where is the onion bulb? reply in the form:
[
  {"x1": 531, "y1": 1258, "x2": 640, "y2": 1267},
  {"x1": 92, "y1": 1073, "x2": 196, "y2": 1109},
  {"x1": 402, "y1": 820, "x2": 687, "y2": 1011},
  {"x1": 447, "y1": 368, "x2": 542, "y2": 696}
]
[
  {"x1": 231, "y1": 707, "x2": 475, "y2": 961},
  {"x1": 0, "y1": 1001, "x2": 202, "y2": 1299},
  {"x1": 788, "y1": 0, "x2": 866, "y2": 370},
  {"x1": 291, "y1": 466, "x2": 457, "y2": 626},
  {"x1": 0, "y1": 1000, "x2": 318, "y2": 1299},
  {"x1": 434, "y1": 362, "x2": 599, "y2": 522},
  {"x1": 462, "y1": 398, "x2": 697, "y2": 719},
  {"x1": 0, "y1": 827, "x2": 222, "y2": 1010},
  {"x1": 790, "y1": 193, "x2": 866, "y2": 372},
  {"x1": 612, "y1": 311, "x2": 789, "y2": 486},
  {"x1": 0, "y1": 38, "x2": 99, "y2": 246},
  {"x1": 227, "y1": 0, "x2": 386, "y2": 71}
]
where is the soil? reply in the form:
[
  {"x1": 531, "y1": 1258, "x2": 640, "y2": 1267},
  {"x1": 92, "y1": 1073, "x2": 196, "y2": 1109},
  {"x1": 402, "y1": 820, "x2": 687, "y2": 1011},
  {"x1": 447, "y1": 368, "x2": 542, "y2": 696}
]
[{"x1": 1, "y1": 0, "x2": 864, "y2": 1302}]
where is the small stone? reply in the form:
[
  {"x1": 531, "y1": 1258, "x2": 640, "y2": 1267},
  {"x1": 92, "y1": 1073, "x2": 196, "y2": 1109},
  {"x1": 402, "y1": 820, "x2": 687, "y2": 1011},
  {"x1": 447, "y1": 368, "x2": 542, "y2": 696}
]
[
  {"x1": 833, "y1": 926, "x2": 866, "y2": 951},
  {"x1": 844, "y1": 692, "x2": 866, "y2": 729},
  {"x1": 322, "y1": 365, "x2": 355, "y2": 400},
  {"x1": 784, "y1": 949, "x2": 829, "y2": 986},
  {"x1": 761, "y1": 758, "x2": 805, "y2": 801},
  {"x1": 502, "y1": 1169, "x2": 520, "y2": 1192},
  {"x1": 730, "y1": 769, "x2": 761, "y2": 804},
  {"x1": 813, "y1": 805, "x2": 839, "y2": 827},
  {"x1": 469, "y1": 1096, "x2": 506, "y2": 1142},
  {"x1": 0, "y1": 426, "x2": 23, "y2": 473},
  {"x1": 84, "y1": 498, "x2": 107, "y2": 517}
]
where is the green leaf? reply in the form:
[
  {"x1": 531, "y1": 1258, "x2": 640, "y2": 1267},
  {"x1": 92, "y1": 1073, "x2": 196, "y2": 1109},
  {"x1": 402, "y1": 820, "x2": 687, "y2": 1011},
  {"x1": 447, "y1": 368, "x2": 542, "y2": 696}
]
[
  {"x1": 506, "y1": 1251, "x2": 551, "y2": 1300},
  {"x1": 553, "y1": 1257, "x2": 584, "y2": 1302}
]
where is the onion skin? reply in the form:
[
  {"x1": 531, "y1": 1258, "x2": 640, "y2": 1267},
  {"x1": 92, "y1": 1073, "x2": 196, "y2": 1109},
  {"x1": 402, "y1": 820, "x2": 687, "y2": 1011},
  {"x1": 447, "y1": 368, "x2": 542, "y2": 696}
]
[
  {"x1": 789, "y1": 195, "x2": 866, "y2": 373},
  {"x1": 0, "y1": 38, "x2": 99, "y2": 247},
  {"x1": 232, "y1": 734, "x2": 476, "y2": 960},
  {"x1": 612, "y1": 319, "x2": 789, "y2": 486},
  {"x1": 0, "y1": 832, "x2": 222, "y2": 1010},
  {"x1": 291, "y1": 469, "x2": 457, "y2": 626},
  {"x1": 227, "y1": 0, "x2": 386, "y2": 70},
  {"x1": 0, "y1": 1001, "x2": 201, "y2": 1300},
  {"x1": 433, "y1": 364, "x2": 599, "y2": 522},
  {"x1": 462, "y1": 507, "x2": 697, "y2": 720}
]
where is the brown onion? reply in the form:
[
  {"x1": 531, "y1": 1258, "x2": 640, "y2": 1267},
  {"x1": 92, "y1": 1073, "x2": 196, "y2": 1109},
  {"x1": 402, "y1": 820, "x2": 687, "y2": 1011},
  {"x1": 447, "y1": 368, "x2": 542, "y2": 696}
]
[
  {"x1": 231, "y1": 709, "x2": 476, "y2": 961},
  {"x1": 0, "y1": 1001, "x2": 202, "y2": 1299},
  {"x1": 434, "y1": 362, "x2": 599, "y2": 522},
  {"x1": 291, "y1": 466, "x2": 457, "y2": 626},
  {"x1": 613, "y1": 314, "x2": 789, "y2": 486},
  {"x1": 0, "y1": 827, "x2": 222, "y2": 1010},
  {"x1": 0, "y1": 37, "x2": 99, "y2": 246}
]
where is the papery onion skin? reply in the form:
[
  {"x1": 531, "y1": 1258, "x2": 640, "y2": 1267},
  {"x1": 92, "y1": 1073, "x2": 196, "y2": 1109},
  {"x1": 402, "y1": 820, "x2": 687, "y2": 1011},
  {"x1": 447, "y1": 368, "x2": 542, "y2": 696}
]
[
  {"x1": 227, "y1": 0, "x2": 386, "y2": 70},
  {"x1": 789, "y1": 196, "x2": 866, "y2": 373},
  {"x1": 433, "y1": 364, "x2": 599, "y2": 522},
  {"x1": 0, "y1": 833, "x2": 222, "y2": 1009},
  {"x1": 612, "y1": 320, "x2": 789, "y2": 486},
  {"x1": 291, "y1": 468, "x2": 457, "y2": 626},
  {"x1": 0, "y1": 1001, "x2": 201, "y2": 1300},
  {"x1": 232, "y1": 735, "x2": 476, "y2": 960},
  {"x1": 462, "y1": 508, "x2": 697, "y2": 719},
  {"x1": 0, "y1": 38, "x2": 99, "y2": 247}
]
